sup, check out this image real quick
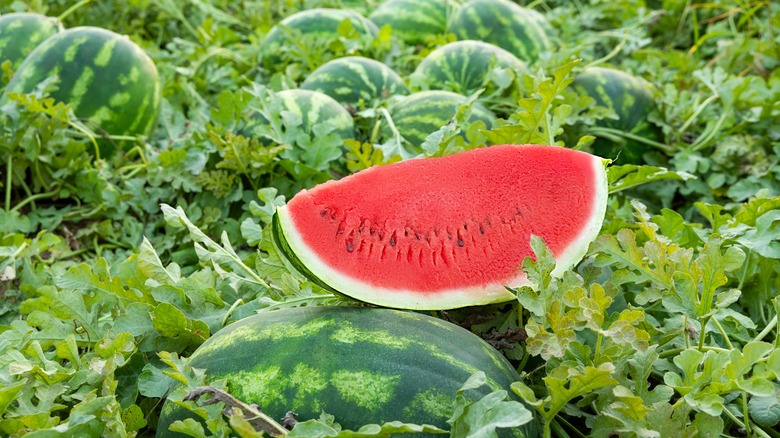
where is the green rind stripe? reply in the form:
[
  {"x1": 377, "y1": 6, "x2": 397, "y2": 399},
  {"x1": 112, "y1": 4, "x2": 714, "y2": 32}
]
[
  {"x1": 571, "y1": 66, "x2": 660, "y2": 163},
  {"x1": 0, "y1": 13, "x2": 60, "y2": 84},
  {"x1": 448, "y1": 0, "x2": 552, "y2": 62},
  {"x1": 157, "y1": 306, "x2": 537, "y2": 437},
  {"x1": 301, "y1": 56, "x2": 408, "y2": 106},
  {"x1": 369, "y1": 0, "x2": 460, "y2": 44},
  {"x1": 383, "y1": 90, "x2": 496, "y2": 146},
  {"x1": 278, "y1": 89, "x2": 355, "y2": 137},
  {"x1": 413, "y1": 40, "x2": 526, "y2": 95},
  {"x1": 260, "y1": 8, "x2": 379, "y2": 69},
  {"x1": 2, "y1": 26, "x2": 160, "y2": 145},
  {"x1": 243, "y1": 89, "x2": 355, "y2": 141}
]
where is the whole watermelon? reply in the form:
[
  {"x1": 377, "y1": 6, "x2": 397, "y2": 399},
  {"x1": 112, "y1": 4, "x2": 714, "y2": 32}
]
[
  {"x1": 382, "y1": 90, "x2": 496, "y2": 148},
  {"x1": 259, "y1": 9, "x2": 379, "y2": 72},
  {"x1": 1, "y1": 26, "x2": 160, "y2": 154},
  {"x1": 571, "y1": 66, "x2": 661, "y2": 163},
  {"x1": 301, "y1": 56, "x2": 409, "y2": 107},
  {"x1": 411, "y1": 40, "x2": 526, "y2": 96},
  {"x1": 0, "y1": 13, "x2": 61, "y2": 86},
  {"x1": 448, "y1": 0, "x2": 553, "y2": 62},
  {"x1": 156, "y1": 306, "x2": 538, "y2": 437},
  {"x1": 369, "y1": 0, "x2": 460, "y2": 45},
  {"x1": 241, "y1": 88, "x2": 355, "y2": 142}
]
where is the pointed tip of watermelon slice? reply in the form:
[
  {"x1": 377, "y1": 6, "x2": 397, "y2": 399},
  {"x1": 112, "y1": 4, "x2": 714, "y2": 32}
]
[{"x1": 274, "y1": 144, "x2": 609, "y2": 310}]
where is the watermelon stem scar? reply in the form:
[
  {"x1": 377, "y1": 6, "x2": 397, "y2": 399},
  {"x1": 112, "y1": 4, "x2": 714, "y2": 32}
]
[{"x1": 274, "y1": 144, "x2": 609, "y2": 310}]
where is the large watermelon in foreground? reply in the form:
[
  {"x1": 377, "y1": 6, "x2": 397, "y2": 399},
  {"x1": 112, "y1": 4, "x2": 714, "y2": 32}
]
[
  {"x1": 274, "y1": 145, "x2": 609, "y2": 310},
  {"x1": 0, "y1": 13, "x2": 61, "y2": 86},
  {"x1": 1, "y1": 26, "x2": 160, "y2": 153},
  {"x1": 156, "y1": 306, "x2": 537, "y2": 437},
  {"x1": 570, "y1": 66, "x2": 661, "y2": 164}
]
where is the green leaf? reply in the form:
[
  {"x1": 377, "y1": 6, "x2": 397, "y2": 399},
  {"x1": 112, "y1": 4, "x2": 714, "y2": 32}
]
[
  {"x1": 601, "y1": 386, "x2": 658, "y2": 437},
  {"x1": 748, "y1": 391, "x2": 780, "y2": 427},
  {"x1": 151, "y1": 303, "x2": 189, "y2": 337},
  {"x1": 607, "y1": 164, "x2": 695, "y2": 194},
  {"x1": 484, "y1": 60, "x2": 580, "y2": 146},
  {"x1": 138, "y1": 237, "x2": 181, "y2": 285},
  {"x1": 690, "y1": 412, "x2": 724, "y2": 437},
  {"x1": 121, "y1": 404, "x2": 147, "y2": 432},
  {"x1": 516, "y1": 363, "x2": 617, "y2": 429},
  {"x1": 737, "y1": 210, "x2": 780, "y2": 259},
  {"x1": 448, "y1": 372, "x2": 534, "y2": 438},
  {"x1": 169, "y1": 418, "x2": 208, "y2": 438},
  {"x1": 0, "y1": 381, "x2": 25, "y2": 413}
]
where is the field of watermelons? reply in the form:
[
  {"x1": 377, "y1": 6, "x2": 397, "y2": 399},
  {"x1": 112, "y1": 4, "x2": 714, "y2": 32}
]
[{"x1": 1, "y1": 0, "x2": 779, "y2": 436}]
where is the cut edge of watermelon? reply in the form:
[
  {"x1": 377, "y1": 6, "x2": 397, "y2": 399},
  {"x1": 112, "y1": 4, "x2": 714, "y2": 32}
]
[
  {"x1": 274, "y1": 152, "x2": 609, "y2": 311},
  {"x1": 275, "y1": 206, "x2": 516, "y2": 310},
  {"x1": 549, "y1": 156, "x2": 610, "y2": 278}
]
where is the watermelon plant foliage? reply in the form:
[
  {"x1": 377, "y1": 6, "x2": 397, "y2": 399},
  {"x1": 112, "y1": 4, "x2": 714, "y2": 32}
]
[{"x1": 0, "y1": 0, "x2": 779, "y2": 437}]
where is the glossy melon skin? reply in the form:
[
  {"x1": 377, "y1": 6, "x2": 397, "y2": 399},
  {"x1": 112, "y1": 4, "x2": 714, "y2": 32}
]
[
  {"x1": 381, "y1": 90, "x2": 496, "y2": 149},
  {"x1": 448, "y1": 0, "x2": 553, "y2": 62},
  {"x1": 156, "y1": 306, "x2": 538, "y2": 437},
  {"x1": 412, "y1": 40, "x2": 527, "y2": 95},
  {"x1": 274, "y1": 145, "x2": 609, "y2": 310},
  {"x1": 1, "y1": 26, "x2": 161, "y2": 153},
  {"x1": 301, "y1": 56, "x2": 409, "y2": 107},
  {"x1": 259, "y1": 9, "x2": 379, "y2": 72},
  {"x1": 0, "y1": 13, "x2": 61, "y2": 87},
  {"x1": 571, "y1": 66, "x2": 661, "y2": 164},
  {"x1": 369, "y1": 0, "x2": 460, "y2": 45}
]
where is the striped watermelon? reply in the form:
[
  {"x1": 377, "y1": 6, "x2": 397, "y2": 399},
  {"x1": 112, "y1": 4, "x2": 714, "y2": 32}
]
[
  {"x1": 1, "y1": 26, "x2": 160, "y2": 153},
  {"x1": 300, "y1": 56, "x2": 409, "y2": 108},
  {"x1": 0, "y1": 13, "x2": 61, "y2": 86},
  {"x1": 241, "y1": 88, "x2": 355, "y2": 146},
  {"x1": 411, "y1": 40, "x2": 526, "y2": 95},
  {"x1": 368, "y1": 0, "x2": 460, "y2": 45},
  {"x1": 571, "y1": 66, "x2": 661, "y2": 163},
  {"x1": 448, "y1": 0, "x2": 553, "y2": 62},
  {"x1": 259, "y1": 9, "x2": 379, "y2": 72},
  {"x1": 382, "y1": 90, "x2": 496, "y2": 148},
  {"x1": 156, "y1": 306, "x2": 538, "y2": 437}
]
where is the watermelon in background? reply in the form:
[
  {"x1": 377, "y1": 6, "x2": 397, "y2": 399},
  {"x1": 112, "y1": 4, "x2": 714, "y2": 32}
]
[
  {"x1": 156, "y1": 306, "x2": 539, "y2": 437},
  {"x1": 571, "y1": 66, "x2": 662, "y2": 164},
  {"x1": 368, "y1": 0, "x2": 461, "y2": 45},
  {"x1": 382, "y1": 90, "x2": 496, "y2": 149},
  {"x1": 411, "y1": 40, "x2": 526, "y2": 96},
  {"x1": 259, "y1": 8, "x2": 379, "y2": 73},
  {"x1": 1, "y1": 26, "x2": 160, "y2": 154},
  {"x1": 240, "y1": 88, "x2": 355, "y2": 172},
  {"x1": 301, "y1": 56, "x2": 409, "y2": 108},
  {"x1": 448, "y1": 0, "x2": 553, "y2": 62},
  {"x1": 0, "y1": 13, "x2": 61, "y2": 87},
  {"x1": 241, "y1": 88, "x2": 355, "y2": 142}
]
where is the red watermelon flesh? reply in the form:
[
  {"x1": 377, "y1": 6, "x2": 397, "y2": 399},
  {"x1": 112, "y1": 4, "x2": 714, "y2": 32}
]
[{"x1": 274, "y1": 144, "x2": 608, "y2": 310}]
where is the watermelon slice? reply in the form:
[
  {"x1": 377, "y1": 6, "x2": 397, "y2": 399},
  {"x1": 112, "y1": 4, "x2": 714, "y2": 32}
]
[{"x1": 274, "y1": 144, "x2": 608, "y2": 310}]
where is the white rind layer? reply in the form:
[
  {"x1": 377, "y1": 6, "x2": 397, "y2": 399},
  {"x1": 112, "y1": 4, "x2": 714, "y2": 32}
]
[
  {"x1": 276, "y1": 152, "x2": 609, "y2": 310},
  {"x1": 549, "y1": 156, "x2": 609, "y2": 278}
]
